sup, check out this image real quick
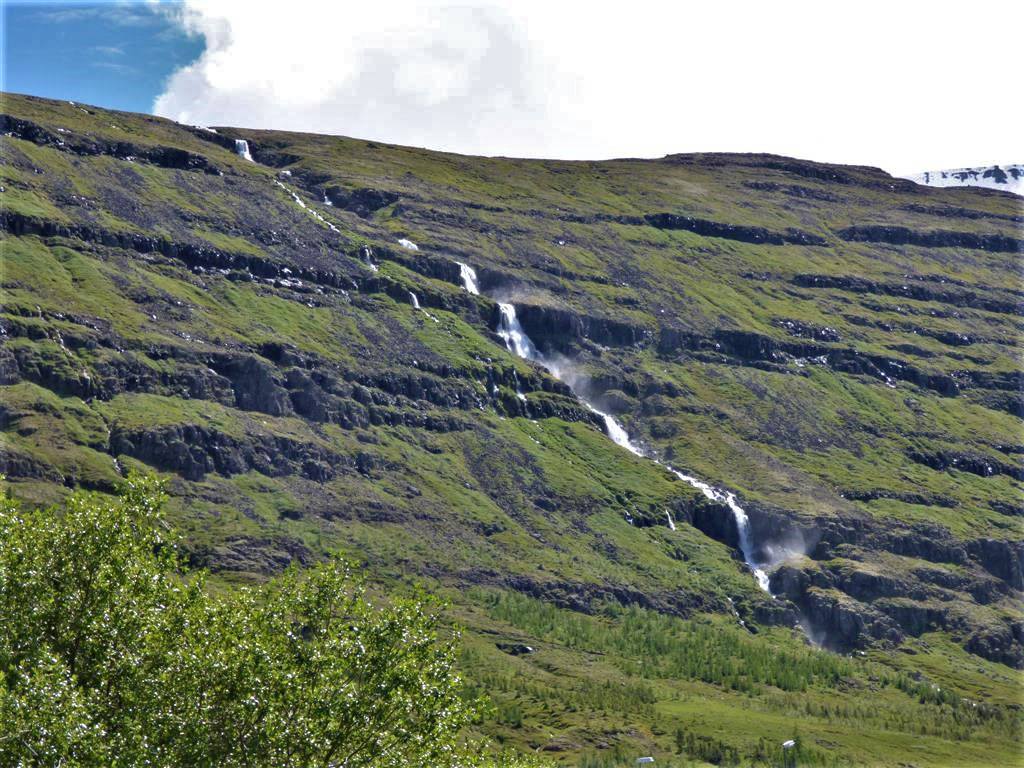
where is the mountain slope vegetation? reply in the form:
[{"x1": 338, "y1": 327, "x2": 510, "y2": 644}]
[{"x1": 1, "y1": 93, "x2": 1021, "y2": 766}]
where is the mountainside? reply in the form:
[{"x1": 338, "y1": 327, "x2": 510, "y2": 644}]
[
  {"x1": 902, "y1": 164, "x2": 1023, "y2": 196},
  {"x1": 1, "y1": 93, "x2": 1022, "y2": 766}
]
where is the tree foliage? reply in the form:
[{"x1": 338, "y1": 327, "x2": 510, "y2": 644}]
[{"x1": 0, "y1": 475, "x2": 541, "y2": 767}]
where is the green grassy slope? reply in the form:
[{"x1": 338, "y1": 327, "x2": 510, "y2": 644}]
[{"x1": 1, "y1": 93, "x2": 1021, "y2": 766}]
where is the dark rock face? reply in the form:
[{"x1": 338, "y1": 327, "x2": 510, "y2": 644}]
[
  {"x1": 186, "y1": 535, "x2": 314, "y2": 574},
  {"x1": 908, "y1": 448, "x2": 1022, "y2": 480},
  {"x1": 110, "y1": 423, "x2": 343, "y2": 482},
  {"x1": 479, "y1": 570, "x2": 720, "y2": 619},
  {"x1": 210, "y1": 354, "x2": 293, "y2": 417},
  {"x1": 799, "y1": 589, "x2": 902, "y2": 651},
  {"x1": 657, "y1": 326, "x2": 961, "y2": 396},
  {"x1": 965, "y1": 539, "x2": 1024, "y2": 591},
  {"x1": 662, "y1": 153, "x2": 857, "y2": 185},
  {"x1": 644, "y1": 212, "x2": 826, "y2": 246},
  {"x1": 675, "y1": 497, "x2": 741, "y2": 551},
  {"x1": 900, "y1": 203, "x2": 1023, "y2": 224},
  {"x1": 966, "y1": 622, "x2": 1024, "y2": 668},
  {"x1": 0, "y1": 449, "x2": 64, "y2": 483},
  {"x1": 837, "y1": 225, "x2": 1023, "y2": 254},
  {"x1": 0, "y1": 211, "x2": 352, "y2": 291},
  {"x1": 508, "y1": 303, "x2": 652, "y2": 352},
  {"x1": 324, "y1": 185, "x2": 400, "y2": 217}
]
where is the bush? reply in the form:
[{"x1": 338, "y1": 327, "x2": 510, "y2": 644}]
[{"x1": 0, "y1": 475, "x2": 543, "y2": 767}]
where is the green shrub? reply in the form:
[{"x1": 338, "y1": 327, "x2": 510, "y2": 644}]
[{"x1": 0, "y1": 475, "x2": 544, "y2": 768}]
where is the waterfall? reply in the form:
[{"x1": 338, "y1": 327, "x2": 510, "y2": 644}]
[
  {"x1": 408, "y1": 290, "x2": 438, "y2": 322},
  {"x1": 398, "y1": 238, "x2": 419, "y2": 251},
  {"x1": 665, "y1": 469, "x2": 771, "y2": 592},
  {"x1": 496, "y1": 303, "x2": 538, "y2": 361},
  {"x1": 453, "y1": 272, "x2": 773, "y2": 593},
  {"x1": 666, "y1": 511, "x2": 677, "y2": 531},
  {"x1": 235, "y1": 139, "x2": 253, "y2": 162},
  {"x1": 362, "y1": 246, "x2": 378, "y2": 272},
  {"x1": 585, "y1": 404, "x2": 644, "y2": 457},
  {"x1": 456, "y1": 262, "x2": 480, "y2": 295},
  {"x1": 594, "y1": 404, "x2": 770, "y2": 591}
]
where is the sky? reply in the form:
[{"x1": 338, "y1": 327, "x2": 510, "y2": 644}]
[{"x1": 3, "y1": 1, "x2": 1021, "y2": 174}]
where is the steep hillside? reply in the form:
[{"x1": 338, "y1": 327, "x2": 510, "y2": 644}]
[{"x1": 1, "y1": 93, "x2": 1021, "y2": 766}]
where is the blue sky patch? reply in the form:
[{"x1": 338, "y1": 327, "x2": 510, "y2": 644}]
[{"x1": 3, "y1": 2, "x2": 204, "y2": 114}]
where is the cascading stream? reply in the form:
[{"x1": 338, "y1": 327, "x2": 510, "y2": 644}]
[{"x1": 456, "y1": 262, "x2": 771, "y2": 593}]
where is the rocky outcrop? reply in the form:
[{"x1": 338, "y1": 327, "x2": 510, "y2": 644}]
[
  {"x1": 793, "y1": 273, "x2": 1022, "y2": 316},
  {"x1": 0, "y1": 211, "x2": 356, "y2": 292},
  {"x1": 907, "y1": 448, "x2": 1023, "y2": 480},
  {"x1": 644, "y1": 212, "x2": 826, "y2": 246},
  {"x1": 673, "y1": 496, "x2": 741, "y2": 551},
  {"x1": 186, "y1": 535, "x2": 314, "y2": 575},
  {"x1": 965, "y1": 622, "x2": 1024, "y2": 668},
  {"x1": 837, "y1": 225, "x2": 1023, "y2": 254},
  {"x1": 754, "y1": 500, "x2": 1022, "y2": 664},
  {"x1": 324, "y1": 185, "x2": 400, "y2": 217},
  {"x1": 462, "y1": 568, "x2": 726, "y2": 619},
  {"x1": 0, "y1": 448, "x2": 65, "y2": 483},
  {"x1": 776, "y1": 318, "x2": 841, "y2": 342},
  {"x1": 662, "y1": 153, "x2": 858, "y2": 185},
  {"x1": 110, "y1": 423, "x2": 345, "y2": 482},
  {"x1": 209, "y1": 354, "x2": 293, "y2": 417},
  {"x1": 799, "y1": 588, "x2": 902, "y2": 651},
  {"x1": 1, "y1": 114, "x2": 223, "y2": 175},
  {"x1": 899, "y1": 203, "x2": 1023, "y2": 224},
  {"x1": 507, "y1": 303, "x2": 653, "y2": 352},
  {"x1": 657, "y1": 326, "x2": 960, "y2": 395},
  {"x1": 965, "y1": 539, "x2": 1024, "y2": 591}
]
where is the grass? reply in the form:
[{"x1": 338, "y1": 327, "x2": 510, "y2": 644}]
[{"x1": 2, "y1": 91, "x2": 1022, "y2": 766}]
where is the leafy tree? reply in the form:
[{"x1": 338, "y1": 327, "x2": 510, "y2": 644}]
[{"x1": 0, "y1": 475, "x2": 544, "y2": 767}]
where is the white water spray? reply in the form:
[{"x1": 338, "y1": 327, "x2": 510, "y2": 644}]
[
  {"x1": 453, "y1": 268, "x2": 772, "y2": 593},
  {"x1": 398, "y1": 238, "x2": 419, "y2": 251},
  {"x1": 457, "y1": 262, "x2": 480, "y2": 295},
  {"x1": 666, "y1": 511, "x2": 676, "y2": 531},
  {"x1": 409, "y1": 292, "x2": 421, "y2": 309},
  {"x1": 235, "y1": 139, "x2": 253, "y2": 162}
]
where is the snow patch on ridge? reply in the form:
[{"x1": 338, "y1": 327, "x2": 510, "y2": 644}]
[{"x1": 901, "y1": 164, "x2": 1023, "y2": 195}]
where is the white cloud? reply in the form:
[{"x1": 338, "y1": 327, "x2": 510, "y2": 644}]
[{"x1": 155, "y1": 0, "x2": 1023, "y2": 173}]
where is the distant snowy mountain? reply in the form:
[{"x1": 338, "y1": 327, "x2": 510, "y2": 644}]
[{"x1": 901, "y1": 164, "x2": 1023, "y2": 195}]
